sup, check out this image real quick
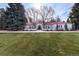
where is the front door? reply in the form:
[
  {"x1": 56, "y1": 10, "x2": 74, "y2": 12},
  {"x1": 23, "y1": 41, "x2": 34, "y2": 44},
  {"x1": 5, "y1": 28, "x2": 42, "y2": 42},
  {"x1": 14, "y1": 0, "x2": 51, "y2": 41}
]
[{"x1": 37, "y1": 25, "x2": 42, "y2": 30}]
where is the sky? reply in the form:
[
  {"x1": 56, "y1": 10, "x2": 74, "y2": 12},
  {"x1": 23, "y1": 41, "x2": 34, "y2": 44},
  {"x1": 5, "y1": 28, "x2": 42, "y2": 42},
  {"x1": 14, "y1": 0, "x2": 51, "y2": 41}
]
[{"x1": 0, "y1": 3, "x2": 74, "y2": 21}]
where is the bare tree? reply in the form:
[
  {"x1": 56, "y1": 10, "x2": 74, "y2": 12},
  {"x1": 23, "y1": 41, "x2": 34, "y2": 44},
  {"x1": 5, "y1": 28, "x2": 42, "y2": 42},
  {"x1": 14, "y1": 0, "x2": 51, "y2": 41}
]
[
  {"x1": 25, "y1": 8, "x2": 39, "y2": 23},
  {"x1": 25, "y1": 5, "x2": 55, "y2": 23},
  {"x1": 39, "y1": 6, "x2": 55, "y2": 22}
]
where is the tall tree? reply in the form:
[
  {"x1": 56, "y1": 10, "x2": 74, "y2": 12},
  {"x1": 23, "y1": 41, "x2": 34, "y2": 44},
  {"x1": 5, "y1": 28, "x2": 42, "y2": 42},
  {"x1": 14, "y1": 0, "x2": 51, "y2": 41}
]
[
  {"x1": 5, "y1": 3, "x2": 27, "y2": 31},
  {"x1": 40, "y1": 6, "x2": 55, "y2": 22},
  {"x1": 50, "y1": 18, "x2": 56, "y2": 22},
  {"x1": 0, "y1": 8, "x2": 6, "y2": 30},
  {"x1": 69, "y1": 3, "x2": 79, "y2": 30},
  {"x1": 25, "y1": 8, "x2": 38, "y2": 23},
  {"x1": 67, "y1": 18, "x2": 71, "y2": 23},
  {"x1": 25, "y1": 5, "x2": 55, "y2": 23},
  {"x1": 56, "y1": 16, "x2": 61, "y2": 22}
]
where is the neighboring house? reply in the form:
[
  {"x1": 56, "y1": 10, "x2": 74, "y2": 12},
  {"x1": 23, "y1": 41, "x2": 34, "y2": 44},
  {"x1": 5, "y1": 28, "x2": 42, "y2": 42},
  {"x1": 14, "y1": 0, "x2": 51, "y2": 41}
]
[{"x1": 24, "y1": 21, "x2": 73, "y2": 31}]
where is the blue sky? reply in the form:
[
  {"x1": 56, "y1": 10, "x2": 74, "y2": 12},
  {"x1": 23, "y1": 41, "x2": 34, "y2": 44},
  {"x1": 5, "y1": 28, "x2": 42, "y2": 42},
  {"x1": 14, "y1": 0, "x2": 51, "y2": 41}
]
[{"x1": 0, "y1": 3, "x2": 74, "y2": 21}]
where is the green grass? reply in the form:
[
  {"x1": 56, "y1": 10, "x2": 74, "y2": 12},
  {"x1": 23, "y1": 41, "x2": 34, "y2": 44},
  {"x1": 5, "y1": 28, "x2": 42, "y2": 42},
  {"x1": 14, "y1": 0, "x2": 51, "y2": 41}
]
[{"x1": 0, "y1": 32, "x2": 79, "y2": 55}]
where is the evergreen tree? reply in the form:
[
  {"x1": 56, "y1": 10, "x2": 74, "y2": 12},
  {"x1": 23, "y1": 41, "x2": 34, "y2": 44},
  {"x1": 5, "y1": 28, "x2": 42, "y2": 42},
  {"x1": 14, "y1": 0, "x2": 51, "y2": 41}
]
[
  {"x1": 0, "y1": 8, "x2": 6, "y2": 30},
  {"x1": 50, "y1": 18, "x2": 56, "y2": 22},
  {"x1": 69, "y1": 3, "x2": 79, "y2": 30},
  {"x1": 56, "y1": 16, "x2": 61, "y2": 22},
  {"x1": 5, "y1": 3, "x2": 27, "y2": 31},
  {"x1": 67, "y1": 18, "x2": 71, "y2": 23}
]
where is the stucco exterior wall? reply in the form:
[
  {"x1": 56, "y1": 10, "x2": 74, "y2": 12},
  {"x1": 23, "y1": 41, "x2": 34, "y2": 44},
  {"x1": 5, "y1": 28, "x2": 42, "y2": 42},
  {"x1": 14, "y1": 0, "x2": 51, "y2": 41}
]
[{"x1": 24, "y1": 23, "x2": 72, "y2": 31}]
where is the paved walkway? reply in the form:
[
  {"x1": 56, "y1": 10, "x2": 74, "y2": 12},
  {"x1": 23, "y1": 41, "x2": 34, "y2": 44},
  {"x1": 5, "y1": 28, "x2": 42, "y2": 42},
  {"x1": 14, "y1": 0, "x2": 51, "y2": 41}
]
[{"x1": 0, "y1": 30, "x2": 79, "y2": 33}]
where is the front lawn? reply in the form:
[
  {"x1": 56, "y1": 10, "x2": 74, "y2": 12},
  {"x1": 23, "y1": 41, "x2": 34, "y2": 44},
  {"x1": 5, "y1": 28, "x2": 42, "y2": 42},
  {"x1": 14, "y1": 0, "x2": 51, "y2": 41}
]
[{"x1": 0, "y1": 32, "x2": 79, "y2": 55}]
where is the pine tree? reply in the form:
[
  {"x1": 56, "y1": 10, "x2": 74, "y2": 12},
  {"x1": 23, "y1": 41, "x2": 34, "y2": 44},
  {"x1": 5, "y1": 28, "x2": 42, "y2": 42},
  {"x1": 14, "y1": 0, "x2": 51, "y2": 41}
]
[
  {"x1": 50, "y1": 18, "x2": 56, "y2": 22},
  {"x1": 5, "y1": 3, "x2": 27, "y2": 31},
  {"x1": 67, "y1": 18, "x2": 71, "y2": 23},
  {"x1": 69, "y1": 3, "x2": 79, "y2": 30},
  {"x1": 0, "y1": 8, "x2": 6, "y2": 30},
  {"x1": 56, "y1": 16, "x2": 61, "y2": 22}
]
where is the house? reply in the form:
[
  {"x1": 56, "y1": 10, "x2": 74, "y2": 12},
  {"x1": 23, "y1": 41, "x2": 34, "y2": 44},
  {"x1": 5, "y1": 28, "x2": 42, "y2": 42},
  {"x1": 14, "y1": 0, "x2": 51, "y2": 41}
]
[
  {"x1": 43, "y1": 22, "x2": 65, "y2": 31},
  {"x1": 24, "y1": 21, "x2": 73, "y2": 31}
]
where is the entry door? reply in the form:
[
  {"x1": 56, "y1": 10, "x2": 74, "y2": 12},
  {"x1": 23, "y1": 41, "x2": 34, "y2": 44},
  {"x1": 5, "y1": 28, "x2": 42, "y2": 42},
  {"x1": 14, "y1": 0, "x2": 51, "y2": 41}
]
[{"x1": 37, "y1": 25, "x2": 42, "y2": 30}]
